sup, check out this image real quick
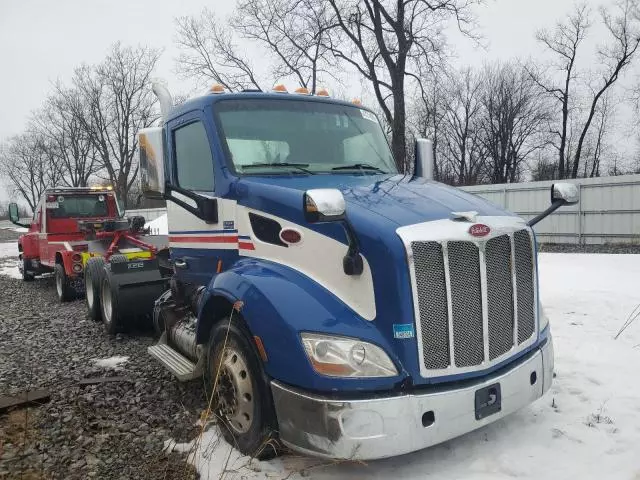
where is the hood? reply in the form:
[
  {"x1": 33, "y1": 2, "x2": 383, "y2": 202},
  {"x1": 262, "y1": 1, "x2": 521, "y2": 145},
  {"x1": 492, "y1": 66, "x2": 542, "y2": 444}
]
[{"x1": 234, "y1": 174, "x2": 512, "y2": 228}]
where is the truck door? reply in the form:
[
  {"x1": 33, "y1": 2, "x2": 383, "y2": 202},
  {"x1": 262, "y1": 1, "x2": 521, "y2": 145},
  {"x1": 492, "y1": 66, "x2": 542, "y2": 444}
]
[{"x1": 167, "y1": 112, "x2": 227, "y2": 287}]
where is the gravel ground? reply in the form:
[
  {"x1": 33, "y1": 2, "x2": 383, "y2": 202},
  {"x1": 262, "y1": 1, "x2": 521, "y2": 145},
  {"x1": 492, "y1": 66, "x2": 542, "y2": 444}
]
[{"x1": 0, "y1": 270, "x2": 204, "y2": 479}]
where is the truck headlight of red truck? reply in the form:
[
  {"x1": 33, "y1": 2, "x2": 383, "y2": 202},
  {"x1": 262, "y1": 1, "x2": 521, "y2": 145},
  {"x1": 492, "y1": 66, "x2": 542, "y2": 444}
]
[{"x1": 301, "y1": 332, "x2": 398, "y2": 377}]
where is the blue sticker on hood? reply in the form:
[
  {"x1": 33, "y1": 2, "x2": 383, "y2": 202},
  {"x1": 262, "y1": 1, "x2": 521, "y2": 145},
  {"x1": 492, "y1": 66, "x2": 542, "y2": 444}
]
[{"x1": 393, "y1": 323, "x2": 415, "y2": 339}]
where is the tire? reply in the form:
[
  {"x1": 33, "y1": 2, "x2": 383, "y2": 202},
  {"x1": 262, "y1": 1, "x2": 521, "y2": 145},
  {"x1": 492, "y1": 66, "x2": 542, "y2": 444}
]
[
  {"x1": 54, "y1": 263, "x2": 75, "y2": 302},
  {"x1": 100, "y1": 267, "x2": 121, "y2": 335},
  {"x1": 205, "y1": 315, "x2": 278, "y2": 460},
  {"x1": 21, "y1": 257, "x2": 34, "y2": 282},
  {"x1": 85, "y1": 257, "x2": 105, "y2": 321}
]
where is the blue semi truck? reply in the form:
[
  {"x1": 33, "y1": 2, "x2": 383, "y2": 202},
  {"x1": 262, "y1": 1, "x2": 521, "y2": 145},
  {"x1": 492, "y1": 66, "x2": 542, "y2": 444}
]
[{"x1": 97, "y1": 81, "x2": 578, "y2": 460}]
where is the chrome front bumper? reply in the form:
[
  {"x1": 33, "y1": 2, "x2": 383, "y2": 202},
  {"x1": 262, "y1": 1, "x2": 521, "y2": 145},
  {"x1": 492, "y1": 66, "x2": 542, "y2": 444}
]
[{"x1": 271, "y1": 336, "x2": 553, "y2": 460}]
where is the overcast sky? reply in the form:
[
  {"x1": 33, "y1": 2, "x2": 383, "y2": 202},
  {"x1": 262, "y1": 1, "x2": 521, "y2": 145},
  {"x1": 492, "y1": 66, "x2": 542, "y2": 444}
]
[{"x1": 0, "y1": 0, "x2": 629, "y2": 200}]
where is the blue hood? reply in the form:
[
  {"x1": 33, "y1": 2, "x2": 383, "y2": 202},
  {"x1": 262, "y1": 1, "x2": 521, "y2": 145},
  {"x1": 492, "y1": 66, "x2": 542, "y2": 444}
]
[{"x1": 233, "y1": 173, "x2": 511, "y2": 228}]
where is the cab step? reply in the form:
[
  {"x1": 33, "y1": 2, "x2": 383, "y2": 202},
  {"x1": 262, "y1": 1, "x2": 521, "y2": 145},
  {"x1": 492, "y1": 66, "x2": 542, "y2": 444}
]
[{"x1": 148, "y1": 343, "x2": 201, "y2": 381}]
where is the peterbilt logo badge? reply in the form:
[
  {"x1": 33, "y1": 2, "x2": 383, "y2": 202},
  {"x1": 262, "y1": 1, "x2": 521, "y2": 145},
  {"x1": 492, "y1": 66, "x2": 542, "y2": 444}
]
[{"x1": 469, "y1": 224, "x2": 491, "y2": 237}]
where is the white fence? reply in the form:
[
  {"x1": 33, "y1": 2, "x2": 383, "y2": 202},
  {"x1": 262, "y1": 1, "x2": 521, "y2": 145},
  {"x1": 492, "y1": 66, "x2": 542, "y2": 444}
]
[{"x1": 462, "y1": 174, "x2": 640, "y2": 245}]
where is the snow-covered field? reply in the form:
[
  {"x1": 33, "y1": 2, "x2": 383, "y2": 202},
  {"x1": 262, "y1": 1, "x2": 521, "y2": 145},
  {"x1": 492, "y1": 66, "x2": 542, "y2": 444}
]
[
  {"x1": 0, "y1": 241, "x2": 20, "y2": 279},
  {"x1": 1, "y1": 243, "x2": 638, "y2": 479}
]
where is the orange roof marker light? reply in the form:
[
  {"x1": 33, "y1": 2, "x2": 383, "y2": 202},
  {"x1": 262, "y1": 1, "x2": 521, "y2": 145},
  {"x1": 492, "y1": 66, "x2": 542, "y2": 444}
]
[
  {"x1": 294, "y1": 87, "x2": 310, "y2": 95},
  {"x1": 272, "y1": 84, "x2": 288, "y2": 93},
  {"x1": 352, "y1": 98, "x2": 362, "y2": 105},
  {"x1": 316, "y1": 88, "x2": 330, "y2": 97},
  {"x1": 210, "y1": 84, "x2": 225, "y2": 94}
]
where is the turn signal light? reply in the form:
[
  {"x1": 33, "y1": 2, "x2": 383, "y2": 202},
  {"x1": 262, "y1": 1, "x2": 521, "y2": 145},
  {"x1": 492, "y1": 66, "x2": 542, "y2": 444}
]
[
  {"x1": 294, "y1": 87, "x2": 309, "y2": 95},
  {"x1": 72, "y1": 263, "x2": 83, "y2": 273},
  {"x1": 71, "y1": 253, "x2": 82, "y2": 263},
  {"x1": 210, "y1": 84, "x2": 225, "y2": 94},
  {"x1": 272, "y1": 84, "x2": 288, "y2": 93},
  {"x1": 316, "y1": 88, "x2": 329, "y2": 97},
  {"x1": 352, "y1": 98, "x2": 362, "y2": 105}
]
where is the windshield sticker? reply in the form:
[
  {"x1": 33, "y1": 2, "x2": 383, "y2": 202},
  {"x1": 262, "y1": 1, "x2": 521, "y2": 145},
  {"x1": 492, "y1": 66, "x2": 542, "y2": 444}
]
[
  {"x1": 98, "y1": 195, "x2": 105, "y2": 202},
  {"x1": 360, "y1": 110, "x2": 377, "y2": 123},
  {"x1": 57, "y1": 195, "x2": 65, "y2": 203},
  {"x1": 393, "y1": 323, "x2": 415, "y2": 339},
  {"x1": 45, "y1": 202, "x2": 59, "y2": 209}
]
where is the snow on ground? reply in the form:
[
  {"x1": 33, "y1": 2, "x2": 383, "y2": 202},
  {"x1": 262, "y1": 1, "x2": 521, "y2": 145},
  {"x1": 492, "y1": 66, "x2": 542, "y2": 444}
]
[
  {"x1": 92, "y1": 356, "x2": 130, "y2": 369},
  {"x1": 0, "y1": 241, "x2": 20, "y2": 279},
  {"x1": 145, "y1": 214, "x2": 167, "y2": 235},
  {"x1": 169, "y1": 253, "x2": 640, "y2": 480}
]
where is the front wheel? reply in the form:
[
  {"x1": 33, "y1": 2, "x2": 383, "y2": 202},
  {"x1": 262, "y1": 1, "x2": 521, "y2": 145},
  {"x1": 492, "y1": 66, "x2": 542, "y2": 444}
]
[
  {"x1": 54, "y1": 263, "x2": 74, "y2": 302},
  {"x1": 205, "y1": 316, "x2": 278, "y2": 460},
  {"x1": 21, "y1": 257, "x2": 34, "y2": 282}
]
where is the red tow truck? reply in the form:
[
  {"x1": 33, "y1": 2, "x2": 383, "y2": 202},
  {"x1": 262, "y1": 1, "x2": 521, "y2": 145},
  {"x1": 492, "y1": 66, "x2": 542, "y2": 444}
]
[{"x1": 8, "y1": 188, "x2": 167, "y2": 323}]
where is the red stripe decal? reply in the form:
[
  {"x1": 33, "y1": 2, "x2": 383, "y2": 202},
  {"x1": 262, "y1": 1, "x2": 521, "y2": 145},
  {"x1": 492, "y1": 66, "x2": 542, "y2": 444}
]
[
  {"x1": 169, "y1": 235, "x2": 238, "y2": 244},
  {"x1": 238, "y1": 242, "x2": 255, "y2": 250}
]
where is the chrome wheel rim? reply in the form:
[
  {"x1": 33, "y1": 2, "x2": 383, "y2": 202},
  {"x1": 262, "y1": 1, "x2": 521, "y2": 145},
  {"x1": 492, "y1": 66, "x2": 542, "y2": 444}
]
[
  {"x1": 215, "y1": 347, "x2": 254, "y2": 434},
  {"x1": 102, "y1": 280, "x2": 112, "y2": 324}
]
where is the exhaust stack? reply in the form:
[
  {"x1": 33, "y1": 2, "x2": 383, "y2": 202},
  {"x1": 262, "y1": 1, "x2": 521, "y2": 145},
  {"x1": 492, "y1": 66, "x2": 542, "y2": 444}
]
[{"x1": 152, "y1": 80, "x2": 173, "y2": 122}]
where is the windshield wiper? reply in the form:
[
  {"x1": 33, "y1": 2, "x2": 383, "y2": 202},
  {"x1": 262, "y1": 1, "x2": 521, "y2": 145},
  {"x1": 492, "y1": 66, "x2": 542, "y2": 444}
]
[
  {"x1": 332, "y1": 163, "x2": 387, "y2": 174},
  {"x1": 241, "y1": 162, "x2": 313, "y2": 174}
]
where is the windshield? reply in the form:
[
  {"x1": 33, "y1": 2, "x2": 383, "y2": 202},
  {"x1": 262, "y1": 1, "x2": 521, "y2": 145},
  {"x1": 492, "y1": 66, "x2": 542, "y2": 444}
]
[
  {"x1": 215, "y1": 99, "x2": 397, "y2": 175},
  {"x1": 47, "y1": 194, "x2": 109, "y2": 219}
]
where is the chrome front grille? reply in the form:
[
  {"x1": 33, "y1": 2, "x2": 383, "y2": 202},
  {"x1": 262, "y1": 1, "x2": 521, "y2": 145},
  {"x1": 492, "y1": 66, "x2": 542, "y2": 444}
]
[{"x1": 409, "y1": 228, "x2": 537, "y2": 374}]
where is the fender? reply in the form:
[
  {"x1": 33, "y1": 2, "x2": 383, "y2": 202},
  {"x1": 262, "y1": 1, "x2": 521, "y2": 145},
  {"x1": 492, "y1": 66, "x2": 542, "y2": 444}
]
[{"x1": 197, "y1": 257, "x2": 407, "y2": 393}]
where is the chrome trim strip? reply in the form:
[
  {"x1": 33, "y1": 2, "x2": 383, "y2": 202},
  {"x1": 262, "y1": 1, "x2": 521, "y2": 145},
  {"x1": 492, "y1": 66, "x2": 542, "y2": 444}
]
[
  {"x1": 442, "y1": 242, "x2": 456, "y2": 368},
  {"x1": 478, "y1": 244, "x2": 490, "y2": 364},
  {"x1": 511, "y1": 233, "x2": 519, "y2": 348}
]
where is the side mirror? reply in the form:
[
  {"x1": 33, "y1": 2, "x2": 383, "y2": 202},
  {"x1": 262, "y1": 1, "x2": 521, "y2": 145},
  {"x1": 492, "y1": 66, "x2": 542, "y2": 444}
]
[
  {"x1": 551, "y1": 183, "x2": 579, "y2": 205},
  {"x1": 8, "y1": 203, "x2": 19, "y2": 224},
  {"x1": 528, "y1": 182, "x2": 579, "y2": 227},
  {"x1": 303, "y1": 188, "x2": 364, "y2": 276},
  {"x1": 303, "y1": 189, "x2": 346, "y2": 223},
  {"x1": 414, "y1": 138, "x2": 434, "y2": 180}
]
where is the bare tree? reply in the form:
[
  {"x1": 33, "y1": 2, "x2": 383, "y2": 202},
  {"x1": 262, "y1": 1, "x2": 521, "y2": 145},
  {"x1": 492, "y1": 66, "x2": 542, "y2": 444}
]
[
  {"x1": 232, "y1": 0, "x2": 336, "y2": 92},
  {"x1": 481, "y1": 62, "x2": 550, "y2": 183},
  {"x1": 531, "y1": 3, "x2": 590, "y2": 180},
  {"x1": 69, "y1": 43, "x2": 160, "y2": 207},
  {"x1": 32, "y1": 86, "x2": 97, "y2": 187},
  {"x1": 438, "y1": 67, "x2": 486, "y2": 185},
  {"x1": 175, "y1": 11, "x2": 262, "y2": 91},
  {"x1": 324, "y1": 0, "x2": 482, "y2": 171},
  {"x1": 534, "y1": 0, "x2": 640, "y2": 178},
  {"x1": 0, "y1": 133, "x2": 60, "y2": 212}
]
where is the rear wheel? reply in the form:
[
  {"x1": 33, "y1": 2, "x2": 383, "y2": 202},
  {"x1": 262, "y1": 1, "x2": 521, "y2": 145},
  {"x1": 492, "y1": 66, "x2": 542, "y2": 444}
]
[
  {"x1": 100, "y1": 267, "x2": 121, "y2": 334},
  {"x1": 54, "y1": 263, "x2": 75, "y2": 302},
  {"x1": 85, "y1": 257, "x2": 105, "y2": 321},
  {"x1": 205, "y1": 316, "x2": 278, "y2": 460}
]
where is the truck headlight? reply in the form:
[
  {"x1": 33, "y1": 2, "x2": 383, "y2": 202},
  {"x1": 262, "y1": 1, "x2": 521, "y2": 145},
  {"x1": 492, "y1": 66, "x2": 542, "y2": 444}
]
[{"x1": 301, "y1": 333, "x2": 398, "y2": 378}]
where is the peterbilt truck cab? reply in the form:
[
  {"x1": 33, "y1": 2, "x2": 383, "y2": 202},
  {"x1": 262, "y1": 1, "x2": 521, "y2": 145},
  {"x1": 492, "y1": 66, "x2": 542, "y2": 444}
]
[{"x1": 137, "y1": 82, "x2": 578, "y2": 460}]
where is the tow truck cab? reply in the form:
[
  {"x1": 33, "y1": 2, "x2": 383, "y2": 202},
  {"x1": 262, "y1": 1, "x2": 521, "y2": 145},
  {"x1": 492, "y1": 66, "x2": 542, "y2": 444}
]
[
  {"x1": 11, "y1": 187, "x2": 121, "y2": 280},
  {"x1": 139, "y1": 83, "x2": 578, "y2": 460}
]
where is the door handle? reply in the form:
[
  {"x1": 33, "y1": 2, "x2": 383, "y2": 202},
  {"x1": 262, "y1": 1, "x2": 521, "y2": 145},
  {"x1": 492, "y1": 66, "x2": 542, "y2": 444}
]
[{"x1": 174, "y1": 259, "x2": 188, "y2": 269}]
